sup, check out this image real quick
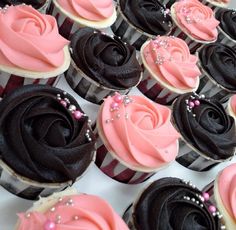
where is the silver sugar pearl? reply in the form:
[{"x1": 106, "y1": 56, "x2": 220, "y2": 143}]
[{"x1": 69, "y1": 105, "x2": 76, "y2": 111}]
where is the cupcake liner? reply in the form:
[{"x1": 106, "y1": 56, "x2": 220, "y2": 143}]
[
  {"x1": 0, "y1": 71, "x2": 58, "y2": 98},
  {"x1": 38, "y1": 0, "x2": 51, "y2": 14},
  {"x1": 48, "y1": 1, "x2": 112, "y2": 39},
  {"x1": 137, "y1": 67, "x2": 181, "y2": 105},
  {"x1": 65, "y1": 59, "x2": 133, "y2": 104},
  {"x1": 123, "y1": 204, "x2": 136, "y2": 230},
  {"x1": 94, "y1": 128, "x2": 155, "y2": 184},
  {"x1": 198, "y1": 0, "x2": 227, "y2": 12},
  {"x1": 196, "y1": 51, "x2": 234, "y2": 104},
  {"x1": 0, "y1": 152, "x2": 96, "y2": 200},
  {"x1": 217, "y1": 26, "x2": 236, "y2": 47},
  {"x1": 111, "y1": 4, "x2": 155, "y2": 50}
]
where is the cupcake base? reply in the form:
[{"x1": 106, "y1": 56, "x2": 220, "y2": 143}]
[
  {"x1": 217, "y1": 26, "x2": 236, "y2": 47},
  {"x1": 38, "y1": 0, "x2": 51, "y2": 14}
]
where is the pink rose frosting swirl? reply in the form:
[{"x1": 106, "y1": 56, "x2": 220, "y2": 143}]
[
  {"x1": 230, "y1": 95, "x2": 236, "y2": 115},
  {"x1": 143, "y1": 36, "x2": 201, "y2": 90},
  {"x1": 98, "y1": 94, "x2": 180, "y2": 169},
  {"x1": 173, "y1": 0, "x2": 219, "y2": 41},
  {"x1": 17, "y1": 194, "x2": 129, "y2": 230},
  {"x1": 218, "y1": 163, "x2": 236, "y2": 221},
  {"x1": 0, "y1": 5, "x2": 69, "y2": 72},
  {"x1": 57, "y1": 0, "x2": 114, "y2": 21}
]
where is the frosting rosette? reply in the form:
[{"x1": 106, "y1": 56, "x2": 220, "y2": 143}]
[
  {"x1": 0, "y1": 5, "x2": 69, "y2": 72},
  {"x1": 173, "y1": 93, "x2": 236, "y2": 160},
  {"x1": 98, "y1": 93, "x2": 180, "y2": 170},
  {"x1": 216, "y1": 9, "x2": 236, "y2": 40},
  {"x1": 56, "y1": 0, "x2": 114, "y2": 21},
  {"x1": 17, "y1": 193, "x2": 129, "y2": 230},
  {"x1": 142, "y1": 36, "x2": 201, "y2": 90},
  {"x1": 120, "y1": 0, "x2": 172, "y2": 35},
  {"x1": 0, "y1": 0, "x2": 47, "y2": 9},
  {"x1": 0, "y1": 84, "x2": 96, "y2": 183},
  {"x1": 131, "y1": 178, "x2": 222, "y2": 230},
  {"x1": 199, "y1": 43, "x2": 236, "y2": 91},
  {"x1": 70, "y1": 27, "x2": 142, "y2": 90},
  {"x1": 172, "y1": 0, "x2": 219, "y2": 41},
  {"x1": 216, "y1": 163, "x2": 236, "y2": 228}
]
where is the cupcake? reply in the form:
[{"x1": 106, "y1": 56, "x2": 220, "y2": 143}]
[
  {"x1": 0, "y1": 0, "x2": 51, "y2": 13},
  {"x1": 0, "y1": 4, "x2": 70, "y2": 97},
  {"x1": 123, "y1": 177, "x2": 224, "y2": 230},
  {"x1": 171, "y1": 0, "x2": 219, "y2": 53},
  {"x1": 197, "y1": 43, "x2": 236, "y2": 103},
  {"x1": 48, "y1": 0, "x2": 116, "y2": 39},
  {"x1": 216, "y1": 8, "x2": 236, "y2": 47},
  {"x1": 111, "y1": 0, "x2": 173, "y2": 50},
  {"x1": 66, "y1": 27, "x2": 142, "y2": 104},
  {"x1": 95, "y1": 93, "x2": 180, "y2": 184},
  {"x1": 137, "y1": 36, "x2": 201, "y2": 105},
  {"x1": 172, "y1": 93, "x2": 236, "y2": 171},
  {"x1": 16, "y1": 188, "x2": 129, "y2": 229},
  {"x1": 0, "y1": 85, "x2": 96, "y2": 200},
  {"x1": 199, "y1": 0, "x2": 230, "y2": 12},
  {"x1": 204, "y1": 163, "x2": 236, "y2": 230},
  {"x1": 227, "y1": 95, "x2": 236, "y2": 121}
]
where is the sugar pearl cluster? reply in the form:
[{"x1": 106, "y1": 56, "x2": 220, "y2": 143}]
[
  {"x1": 25, "y1": 197, "x2": 79, "y2": 230},
  {"x1": 105, "y1": 93, "x2": 133, "y2": 124},
  {"x1": 185, "y1": 93, "x2": 205, "y2": 117},
  {"x1": 182, "y1": 180, "x2": 226, "y2": 229},
  {"x1": 56, "y1": 92, "x2": 92, "y2": 142},
  {"x1": 178, "y1": 4, "x2": 202, "y2": 24},
  {"x1": 160, "y1": 7, "x2": 172, "y2": 27}
]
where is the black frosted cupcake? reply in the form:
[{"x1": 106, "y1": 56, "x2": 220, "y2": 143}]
[
  {"x1": 0, "y1": 0, "x2": 50, "y2": 13},
  {"x1": 0, "y1": 84, "x2": 96, "y2": 200},
  {"x1": 65, "y1": 27, "x2": 142, "y2": 104},
  {"x1": 197, "y1": 43, "x2": 236, "y2": 103},
  {"x1": 111, "y1": 0, "x2": 172, "y2": 50},
  {"x1": 123, "y1": 177, "x2": 224, "y2": 230},
  {"x1": 172, "y1": 93, "x2": 236, "y2": 171},
  {"x1": 216, "y1": 9, "x2": 236, "y2": 46}
]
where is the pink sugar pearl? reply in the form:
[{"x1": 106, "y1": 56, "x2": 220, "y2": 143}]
[{"x1": 44, "y1": 220, "x2": 56, "y2": 230}]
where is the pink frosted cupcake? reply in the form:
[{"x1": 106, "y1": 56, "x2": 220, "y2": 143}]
[
  {"x1": 95, "y1": 93, "x2": 180, "y2": 184},
  {"x1": 204, "y1": 163, "x2": 236, "y2": 230},
  {"x1": 48, "y1": 0, "x2": 117, "y2": 39},
  {"x1": 171, "y1": 0, "x2": 219, "y2": 53},
  {"x1": 0, "y1": 4, "x2": 70, "y2": 97},
  {"x1": 138, "y1": 36, "x2": 201, "y2": 105}
]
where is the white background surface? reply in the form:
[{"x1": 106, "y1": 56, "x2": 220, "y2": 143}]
[{"x1": 1, "y1": 1, "x2": 236, "y2": 229}]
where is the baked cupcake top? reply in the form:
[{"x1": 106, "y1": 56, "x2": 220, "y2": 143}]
[
  {"x1": 171, "y1": 0, "x2": 219, "y2": 41},
  {"x1": 0, "y1": 0, "x2": 46, "y2": 9},
  {"x1": 141, "y1": 36, "x2": 200, "y2": 91},
  {"x1": 217, "y1": 163, "x2": 236, "y2": 228},
  {"x1": 133, "y1": 177, "x2": 222, "y2": 230},
  {"x1": 216, "y1": 8, "x2": 236, "y2": 40},
  {"x1": 70, "y1": 27, "x2": 142, "y2": 90},
  {"x1": 0, "y1": 5, "x2": 69, "y2": 73},
  {"x1": 119, "y1": 0, "x2": 172, "y2": 36},
  {"x1": 199, "y1": 43, "x2": 236, "y2": 91},
  {"x1": 173, "y1": 93, "x2": 236, "y2": 160},
  {"x1": 56, "y1": 0, "x2": 114, "y2": 21},
  {"x1": 17, "y1": 193, "x2": 129, "y2": 229},
  {"x1": 97, "y1": 93, "x2": 180, "y2": 171},
  {"x1": 0, "y1": 85, "x2": 96, "y2": 183}
]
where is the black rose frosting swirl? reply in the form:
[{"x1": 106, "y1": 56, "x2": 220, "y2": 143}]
[
  {"x1": 71, "y1": 27, "x2": 142, "y2": 90},
  {"x1": 0, "y1": 0, "x2": 46, "y2": 9},
  {"x1": 173, "y1": 93, "x2": 236, "y2": 160},
  {"x1": 199, "y1": 43, "x2": 236, "y2": 91},
  {"x1": 216, "y1": 9, "x2": 236, "y2": 40},
  {"x1": 0, "y1": 85, "x2": 96, "y2": 183},
  {"x1": 120, "y1": 0, "x2": 172, "y2": 35},
  {"x1": 133, "y1": 178, "x2": 221, "y2": 230}
]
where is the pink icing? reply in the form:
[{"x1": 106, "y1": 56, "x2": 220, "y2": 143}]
[
  {"x1": 143, "y1": 36, "x2": 201, "y2": 90},
  {"x1": 17, "y1": 194, "x2": 129, "y2": 230},
  {"x1": 0, "y1": 5, "x2": 69, "y2": 72},
  {"x1": 99, "y1": 94, "x2": 180, "y2": 169},
  {"x1": 56, "y1": 0, "x2": 114, "y2": 21},
  {"x1": 173, "y1": 0, "x2": 219, "y2": 41},
  {"x1": 218, "y1": 163, "x2": 236, "y2": 220},
  {"x1": 230, "y1": 95, "x2": 236, "y2": 115}
]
